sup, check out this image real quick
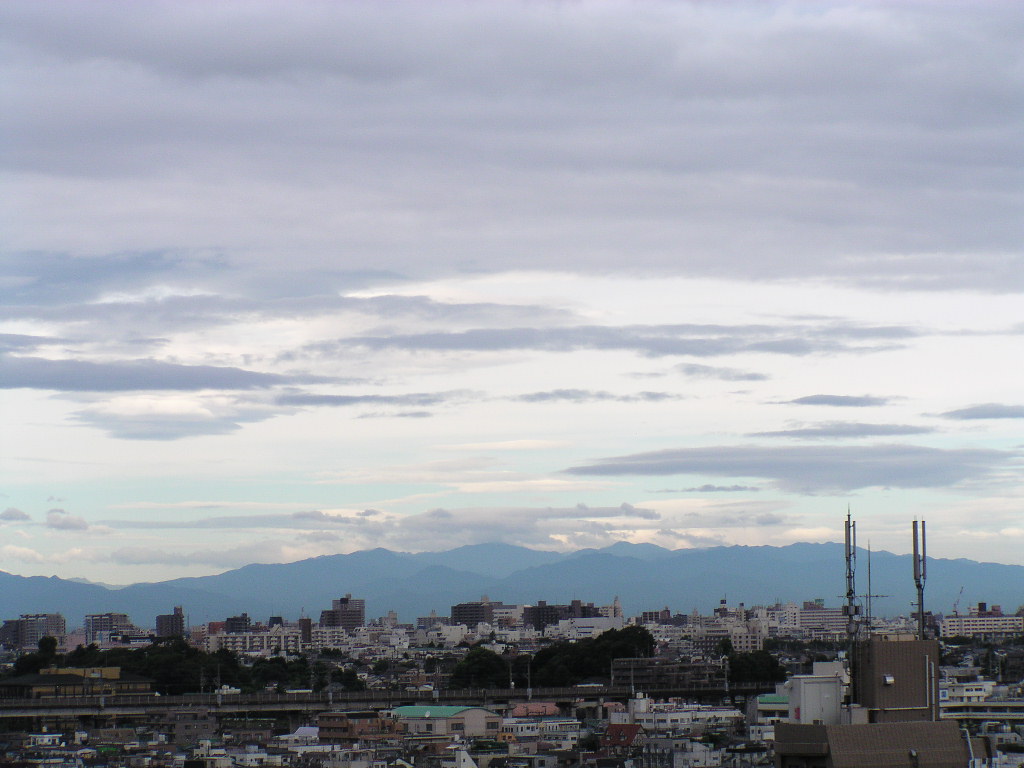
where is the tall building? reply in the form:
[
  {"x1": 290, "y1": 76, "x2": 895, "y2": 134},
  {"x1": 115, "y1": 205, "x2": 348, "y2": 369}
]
[
  {"x1": 319, "y1": 594, "x2": 365, "y2": 632},
  {"x1": 451, "y1": 597, "x2": 500, "y2": 627},
  {"x1": 224, "y1": 613, "x2": 252, "y2": 634},
  {"x1": 523, "y1": 600, "x2": 601, "y2": 631},
  {"x1": 155, "y1": 606, "x2": 186, "y2": 638},
  {"x1": 84, "y1": 613, "x2": 134, "y2": 643},
  {"x1": 0, "y1": 614, "x2": 66, "y2": 650}
]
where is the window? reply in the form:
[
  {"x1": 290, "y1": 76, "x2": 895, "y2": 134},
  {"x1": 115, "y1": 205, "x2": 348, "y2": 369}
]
[{"x1": 451, "y1": 723, "x2": 464, "y2": 731}]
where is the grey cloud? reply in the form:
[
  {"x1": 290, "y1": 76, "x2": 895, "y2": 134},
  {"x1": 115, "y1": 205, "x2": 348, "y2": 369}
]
[
  {"x1": 336, "y1": 322, "x2": 906, "y2": 359},
  {"x1": 651, "y1": 485, "x2": 760, "y2": 493},
  {"x1": 5, "y1": 4, "x2": 1019, "y2": 290},
  {"x1": 108, "y1": 541, "x2": 304, "y2": 568},
  {"x1": 45, "y1": 508, "x2": 89, "y2": 530},
  {"x1": 752, "y1": 422, "x2": 934, "y2": 439},
  {"x1": 0, "y1": 354, "x2": 310, "y2": 392},
  {"x1": 676, "y1": 510, "x2": 790, "y2": 529},
  {"x1": 0, "y1": 333, "x2": 61, "y2": 352},
  {"x1": 940, "y1": 403, "x2": 1024, "y2": 420},
  {"x1": 512, "y1": 389, "x2": 679, "y2": 404},
  {"x1": 0, "y1": 253, "x2": 215, "y2": 306},
  {"x1": 357, "y1": 410, "x2": 433, "y2": 419},
  {"x1": 1, "y1": 507, "x2": 31, "y2": 521},
  {"x1": 566, "y1": 444, "x2": 1011, "y2": 493},
  {"x1": 73, "y1": 408, "x2": 271, "y2": 441},
  {"x1": 2, "y1": 282, "x2": 571, "y2": 342},
  {"x1": 675, "y1": 363, "x2": 768, "y2": 382},
  {"x1": 102, "y1": 502, "x2": 659, "y2": 534},
  {"x1": 786, "y1": 395, "x2": 890, "y2": 407},
  {"x1": 276, "y1": 392, "x2": 458, "y2": 408},
  {"x1": 106, "y1": 510, "x2": 371, "y2": 530}
]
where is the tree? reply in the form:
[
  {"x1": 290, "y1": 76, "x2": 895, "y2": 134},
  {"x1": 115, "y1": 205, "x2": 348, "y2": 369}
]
[
  {"x1": 530, "y1": 626, "x2": 656, "y2": 686},
  {"x1": 578, "y1": 733, "x2": 601, "y2": 752},
  {"x1": 449, "y1": 647, "x2": 509, "y2": 688},
  {"x1": 331, "y1": 668, "x2": 366, "y2": 691},
  {"x1": 727, "y1": 650, "x2": 787, "y2": 684}
]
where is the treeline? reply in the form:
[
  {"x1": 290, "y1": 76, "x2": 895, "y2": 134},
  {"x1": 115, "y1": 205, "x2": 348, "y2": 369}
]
[
  {"x1": 6, "y1": 638, "x2": 365, "y2": 695},
  {"x1": 449, "y1": 626, "x2": 656, "y2": 688}
]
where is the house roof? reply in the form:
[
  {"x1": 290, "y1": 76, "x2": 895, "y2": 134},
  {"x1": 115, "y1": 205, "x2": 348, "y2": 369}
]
[
  {"x1": 601, "y1": 724, "x2": 643, "y2": 747},
  {"x1": 757, "y1": 694, "x2": 788, "y2": 704},
  {"x1": 775, "y1": 721, "x2": 970, "y2": 768},
  {"x1": 825, "y1": 721, "x2": 969, "y2": 768},
  {"x1": 392, "y1": 706, "x2": 486, "y2": 719}
]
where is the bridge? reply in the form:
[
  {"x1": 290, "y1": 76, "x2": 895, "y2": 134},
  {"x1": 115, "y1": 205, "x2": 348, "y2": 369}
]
[{"x1": 0, "y1": 682, "x2": 775, "y2": 729}]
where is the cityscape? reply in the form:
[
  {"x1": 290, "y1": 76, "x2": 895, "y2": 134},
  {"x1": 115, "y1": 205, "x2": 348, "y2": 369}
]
[
  {"x1": 2, "y1": 517, "x2": 1024, "y2": 765},
  {"x1": 3, "y1": 0, "x2": 1023, "y2": 767}
]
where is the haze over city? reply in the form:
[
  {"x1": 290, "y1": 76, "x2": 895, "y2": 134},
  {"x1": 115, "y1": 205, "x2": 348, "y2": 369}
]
[{"x1": 2, "y1": 1, "x2": 1022, "y2": 584}]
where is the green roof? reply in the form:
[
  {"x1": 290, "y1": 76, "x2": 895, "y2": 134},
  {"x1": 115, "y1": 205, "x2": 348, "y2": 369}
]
[
  {"x1": 757, "y1": 694, "x2": 789, "y2": 704},
  {"x1": 392, "y1": 706, "x2": 482, "y2": 718}
]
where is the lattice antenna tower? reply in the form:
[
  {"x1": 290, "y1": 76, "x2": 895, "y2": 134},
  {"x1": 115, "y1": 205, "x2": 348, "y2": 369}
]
[{"x1": 912, "y1": 520, "x2": 927, "y2": 640}]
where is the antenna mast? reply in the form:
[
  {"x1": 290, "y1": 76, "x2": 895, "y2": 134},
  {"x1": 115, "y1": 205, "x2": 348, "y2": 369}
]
[
  {"x1": 844, "y1": 508, "x2": 859, "y2": 644},
  {"x1": 860, "y1": 542, "x2": 888, "y2": 636},
  {"x1": 912, "y1": 520, "x2": 927, "y2": 640}
]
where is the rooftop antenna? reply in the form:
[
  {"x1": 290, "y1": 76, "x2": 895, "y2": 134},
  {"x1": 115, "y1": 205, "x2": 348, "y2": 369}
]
[
  {"x1": 860, "y1": 542, "x2": 889, "y2": 636},
  {"x1": 912, "y1": 520, "x2": 927, "y2": 640},
  {"x1": 844, "y1": 507, "x2": 859, "y2": 645}
]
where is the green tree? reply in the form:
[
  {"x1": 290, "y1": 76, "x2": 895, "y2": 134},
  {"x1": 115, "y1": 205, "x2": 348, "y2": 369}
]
[
  {"x1": 727, "y1": 650, "x2": 787, "y2": 684},
  {"x1": 449, "y1": 647, "x2": 509, "y2": 688},
  {"x1": 530, "y1": 626, "x2": 656, "y2": 687}
]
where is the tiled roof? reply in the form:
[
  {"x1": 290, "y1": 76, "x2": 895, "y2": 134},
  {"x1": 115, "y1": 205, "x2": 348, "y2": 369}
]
[{"x1": 392, "y1": 706, "x2": 477, "y2": 718}]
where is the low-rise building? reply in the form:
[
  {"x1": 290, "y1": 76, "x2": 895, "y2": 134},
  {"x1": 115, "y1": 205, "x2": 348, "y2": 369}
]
[
  {"x1": 318, "y1": 710, "x2": 398, "y2": 744},
  {"x1": 0, "y1": 666, "x2": 153, "y2": 699},
  {"x1": 392, "y1": 705, "x2": 502, "y2": 739}
]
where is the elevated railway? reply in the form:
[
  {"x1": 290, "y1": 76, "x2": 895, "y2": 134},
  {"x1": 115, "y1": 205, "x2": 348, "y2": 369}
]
[{"x1": 0, "y1": 682, "x2": 775, "y2": 730}]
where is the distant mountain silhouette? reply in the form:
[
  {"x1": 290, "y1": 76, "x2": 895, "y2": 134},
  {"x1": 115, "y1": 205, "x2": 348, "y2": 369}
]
[{"x1": 1, "y1": 542, "x2": 1021, "y2": 630}]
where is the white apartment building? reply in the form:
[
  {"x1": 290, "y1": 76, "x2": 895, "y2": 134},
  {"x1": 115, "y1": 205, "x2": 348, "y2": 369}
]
[
  {"x1": 940, "y1": 615, "x2": 1024, "y2": 639},
  {"x1": 206, "y1": 626, "x2": 303, "y2": 655}
]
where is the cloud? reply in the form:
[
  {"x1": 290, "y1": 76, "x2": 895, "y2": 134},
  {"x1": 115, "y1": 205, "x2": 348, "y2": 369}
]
[
  {"x1": 108, "y1": 540, "x2": 331, "y2": 568},
  {"x1": 0, "y1": 354, "x2": 312, "y2": 392},
  {"x1": 3, "y1": 3, "x2": 1020, "y2": 290},
  {"x1": 565, "y1": 444, "x2": 1012, "y2": 493},
  {"x1": 651, "y1": 485, "x2": 760, "y2": 493},
  {"x1": 276, "y1": 391, "x2": 463, "y2": 407},
  {"x1": 84, "y1": 501, "x2": 676, "y2": 565},
  {"x1": 785, "y1": 395, "x2": 890, "y2": 407},
  {"x1": 356, "y1": 410, "x2": 433, "y2": 419},
  {"x1": 72, "y1": 393, "x2": 282, "y2": 440},
  {"x1": 1, "y1": 507, "x2": 31, "y2": 521},
  {"x1": 751, "y1": 422, "x2": 934, "y2": 439},
  {"x1": 511, "y1": 389, "x2": 679, "y2": 404},
  {"x1": 675, "y1": 363, "x2": 768, "y2": 382},
  {"x1": 0, "y1": 333, "x2": 62, "y2": 352},
  {"x1": 0, "y1": 544, "x2": 46, "y2": 563},
  {"x1": 334, "y1": 322, "x2": 909, "y2": 359},
  {"x1": 940, "y1": 403, "x2": 1024, "y2": 420},
  {"x1": 45, "y1": 508, "x2": 89, "y2": 530},
  {"x1": 438, "y1": 439, "x2": 569, "y2": 452}
]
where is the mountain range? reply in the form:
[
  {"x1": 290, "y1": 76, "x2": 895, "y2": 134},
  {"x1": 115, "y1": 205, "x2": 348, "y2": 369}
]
[{"x1": 1, "y1": 541, "x2": 1021, "y2": 629}]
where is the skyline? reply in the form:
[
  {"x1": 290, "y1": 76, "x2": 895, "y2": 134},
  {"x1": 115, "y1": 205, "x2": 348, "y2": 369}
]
[{"x1": 1, "y1": 1, "x2": 1023, "y2": 583}]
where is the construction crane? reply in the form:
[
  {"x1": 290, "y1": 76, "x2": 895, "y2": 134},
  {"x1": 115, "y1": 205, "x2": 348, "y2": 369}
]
[{"x1": 952, "y1": 585, "x2": 965, "y2": 616}]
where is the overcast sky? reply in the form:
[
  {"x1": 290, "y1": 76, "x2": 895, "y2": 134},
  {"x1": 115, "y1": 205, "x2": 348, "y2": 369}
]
[{"x1": 2, "y1": 0, "x2": 1023, "y2": 585}]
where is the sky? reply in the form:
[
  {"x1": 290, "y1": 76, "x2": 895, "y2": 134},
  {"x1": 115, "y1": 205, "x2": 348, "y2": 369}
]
[{"x1": 1, "y1": 0, "x2": 1022, "y2": 585}]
